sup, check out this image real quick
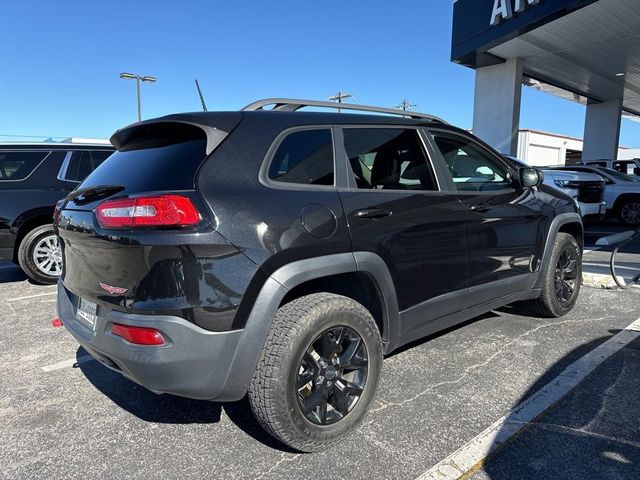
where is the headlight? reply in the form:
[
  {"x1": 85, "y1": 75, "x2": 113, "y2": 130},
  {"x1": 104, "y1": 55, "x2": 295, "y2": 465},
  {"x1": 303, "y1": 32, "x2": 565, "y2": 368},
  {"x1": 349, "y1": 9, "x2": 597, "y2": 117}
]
[{"x1": 554, "y1": 180, "x2": 581, "y2": 189}]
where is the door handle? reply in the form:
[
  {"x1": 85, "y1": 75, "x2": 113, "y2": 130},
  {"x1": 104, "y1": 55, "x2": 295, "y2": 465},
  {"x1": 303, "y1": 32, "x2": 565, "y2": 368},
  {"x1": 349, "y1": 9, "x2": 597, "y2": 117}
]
[
  {"x1": 355, "y1": 208, "x2": 392, "y2": 219},
  {"x1": 469, "y1": 204, "x2": 492, "y2": 213}
]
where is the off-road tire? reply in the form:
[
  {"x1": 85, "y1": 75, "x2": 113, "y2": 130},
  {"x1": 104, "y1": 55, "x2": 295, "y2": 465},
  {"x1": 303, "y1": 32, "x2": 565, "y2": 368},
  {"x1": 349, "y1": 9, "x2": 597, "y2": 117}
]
[
  {"x1": 526, "y1": 232, "x2": 581, "y2": 318},
  {"x1": 17, "y1": 224, "x2": 61, "y2": 285},
  {"x1": 248, "y1": 293, "x2": 382, "y2": 452}
]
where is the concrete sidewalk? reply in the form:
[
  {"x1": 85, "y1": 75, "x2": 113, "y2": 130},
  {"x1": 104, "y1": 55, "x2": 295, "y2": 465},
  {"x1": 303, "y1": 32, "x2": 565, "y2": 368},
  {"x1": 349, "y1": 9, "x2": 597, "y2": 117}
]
[
  {"x1": 582, "y1": 249, "x2": 640, "y2": 289},
  {"x1": 581, "y1": 225, "x2": 640, "y2": 289}
]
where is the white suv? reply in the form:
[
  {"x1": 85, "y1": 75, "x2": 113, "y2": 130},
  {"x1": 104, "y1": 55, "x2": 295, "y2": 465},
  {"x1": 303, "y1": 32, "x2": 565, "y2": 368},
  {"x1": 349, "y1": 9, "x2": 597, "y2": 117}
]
[
  {"x1": 505, "y1": 157, "x2": 606, "y2": 218},
  {"x1": 552, "y1": 165, "x2": 640, "y2": 226},
  {"x1": 580, "y1": 159, "x2": 640, "y2": 178}
]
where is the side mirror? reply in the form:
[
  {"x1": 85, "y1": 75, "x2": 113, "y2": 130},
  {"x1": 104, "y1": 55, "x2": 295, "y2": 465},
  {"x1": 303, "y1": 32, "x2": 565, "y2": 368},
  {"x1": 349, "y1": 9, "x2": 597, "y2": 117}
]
[{"x1": 520, "y1": 167, "x2": 543, "y2": 188}]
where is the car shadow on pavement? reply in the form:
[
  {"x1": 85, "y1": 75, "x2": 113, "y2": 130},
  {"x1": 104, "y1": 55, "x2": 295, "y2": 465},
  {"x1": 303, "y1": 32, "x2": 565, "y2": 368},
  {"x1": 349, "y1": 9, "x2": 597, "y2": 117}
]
[
  {"x1": 75, "y1": 347, "x2": 297, "y2": 452},
  {"x1": 480, "y1": 330, "x2": 640, "y2": 479}
]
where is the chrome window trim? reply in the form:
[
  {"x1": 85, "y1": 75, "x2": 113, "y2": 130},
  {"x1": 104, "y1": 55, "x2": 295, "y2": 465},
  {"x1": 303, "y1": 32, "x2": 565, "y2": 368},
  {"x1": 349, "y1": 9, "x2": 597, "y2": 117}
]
[
  {"x1": 56, "y1": 151, "x2": 74, "y2": 182},
  {"x1": 57, "y1": 149, "x2": 114, "y2": 183}
]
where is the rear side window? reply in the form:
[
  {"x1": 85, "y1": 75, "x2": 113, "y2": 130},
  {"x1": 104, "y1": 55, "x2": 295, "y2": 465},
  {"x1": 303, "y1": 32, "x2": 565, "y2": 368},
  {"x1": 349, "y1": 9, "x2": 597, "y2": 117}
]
[
  {"x1": 64, "y1": 150, "x2": 113, "y2": 182},
  {"x1": 0, "y1": 151, "x2": 49, "y2": 180},
  {"x1": 613, "y1": 161, "x2": 636, "y2": 175},
  {"x1": 268, "y1": 129, "x2": 334, "y2": 186},
  {"x1": 343, "y1": 128, "x2": 437, "y2": 191},
  {"x1": 79, "y1": 139, "x2": 206, "y2": 193}
]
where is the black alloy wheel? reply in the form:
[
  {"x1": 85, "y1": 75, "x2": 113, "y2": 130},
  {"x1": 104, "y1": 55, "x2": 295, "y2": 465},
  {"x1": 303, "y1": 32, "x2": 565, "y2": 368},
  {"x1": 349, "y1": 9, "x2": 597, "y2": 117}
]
[
  {"x1": 554, "y1": 245, "x2": 579, "y2": 304},
  {"x1": 522, "y1": 232, "x2": 581, "y2": 318},
  {"x1": 296, "y1": 326, "x2": 368, "y2": 426},
  {"x1": 249, "y1": 293, "x2": 382, "y2": 452}
]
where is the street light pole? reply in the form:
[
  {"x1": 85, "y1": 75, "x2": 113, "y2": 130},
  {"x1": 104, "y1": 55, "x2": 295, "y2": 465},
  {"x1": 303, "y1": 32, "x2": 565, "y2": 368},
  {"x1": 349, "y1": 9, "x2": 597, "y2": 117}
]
[
  {"x1": 136, "y1": 77, "x2": 141, "y2": 121},
  {"x1": 120, "y1": 72, "x2": 157, "y2": 122}
]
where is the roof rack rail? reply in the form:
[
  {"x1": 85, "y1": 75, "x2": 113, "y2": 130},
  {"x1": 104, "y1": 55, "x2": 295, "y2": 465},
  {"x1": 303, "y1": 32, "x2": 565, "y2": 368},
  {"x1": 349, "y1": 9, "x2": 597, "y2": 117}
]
[{"x1": 242, "y1": 98, "x2": 448, "y2": 124}]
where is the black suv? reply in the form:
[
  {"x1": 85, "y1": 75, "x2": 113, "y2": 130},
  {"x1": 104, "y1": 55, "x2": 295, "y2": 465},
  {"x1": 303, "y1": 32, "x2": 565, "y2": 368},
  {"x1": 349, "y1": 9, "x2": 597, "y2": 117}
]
[
  {"x1": 0, "y1": 142, "x2": 114, "y2": 283},
  {"x1": 55, "y1": 99, "x2": 583, "y2": 452}
]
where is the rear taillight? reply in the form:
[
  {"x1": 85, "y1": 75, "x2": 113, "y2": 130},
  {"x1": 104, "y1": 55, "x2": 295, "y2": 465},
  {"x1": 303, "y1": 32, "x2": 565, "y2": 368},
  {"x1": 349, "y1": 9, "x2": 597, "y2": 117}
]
[
  {"x1": 111, "y1": 323, "x2": 165, "y2": 346},
  {"x1": 96, "y1": 195, "x2": 201, "y2": 229}
]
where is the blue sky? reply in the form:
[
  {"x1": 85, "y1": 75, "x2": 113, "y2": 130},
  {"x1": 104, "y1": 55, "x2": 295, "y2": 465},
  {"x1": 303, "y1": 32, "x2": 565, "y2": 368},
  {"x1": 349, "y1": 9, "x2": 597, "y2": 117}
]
[{"x1": 1, "y1": 0, "x2": 638, "y2": 146}]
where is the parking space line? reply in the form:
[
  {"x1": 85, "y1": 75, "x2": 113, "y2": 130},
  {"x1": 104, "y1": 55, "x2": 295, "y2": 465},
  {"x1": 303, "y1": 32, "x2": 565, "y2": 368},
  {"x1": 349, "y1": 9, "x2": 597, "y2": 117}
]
[
  {"x1": 416, "y1": 316, "x2": 640, "y2": 480},
  {"x1": 583, "y1": 262, "x2": 637, "y2": 271},
  {"x1": 41, "y1": 355, "x2": 95, "y2": 372},
  {"x1": 8, "y1": 291, "x2": 57, "y2": 302}
]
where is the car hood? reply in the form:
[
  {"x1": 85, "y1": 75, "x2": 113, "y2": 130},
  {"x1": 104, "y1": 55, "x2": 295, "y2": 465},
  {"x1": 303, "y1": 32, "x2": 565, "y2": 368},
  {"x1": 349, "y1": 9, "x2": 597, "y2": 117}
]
[{"x1": 541, "y1": 169, "x2": 603, "y2": 182}]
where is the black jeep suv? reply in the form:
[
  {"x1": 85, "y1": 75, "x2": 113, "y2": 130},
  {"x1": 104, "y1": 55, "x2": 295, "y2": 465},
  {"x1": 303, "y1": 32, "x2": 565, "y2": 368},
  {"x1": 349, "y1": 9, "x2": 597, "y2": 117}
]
[
  {"x1": 55, "y1": 99, "x2": 582, "y2": 452},
  {"x1": 0, "y1": 142, "x2": 114, "y2": 283}
]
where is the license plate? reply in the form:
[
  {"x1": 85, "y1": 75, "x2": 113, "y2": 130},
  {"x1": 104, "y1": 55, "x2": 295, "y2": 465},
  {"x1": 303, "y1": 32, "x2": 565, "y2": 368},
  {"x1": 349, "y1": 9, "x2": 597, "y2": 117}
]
[{"x1": 76, "y1": 298, "x2": 98, "y2": 331}]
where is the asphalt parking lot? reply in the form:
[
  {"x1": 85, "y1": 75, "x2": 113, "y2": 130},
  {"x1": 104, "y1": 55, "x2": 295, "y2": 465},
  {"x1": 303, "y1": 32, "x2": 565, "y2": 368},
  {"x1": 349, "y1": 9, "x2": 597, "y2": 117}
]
[{"x1": 1, "y1": 221, "x2": 639, "y2": 480}]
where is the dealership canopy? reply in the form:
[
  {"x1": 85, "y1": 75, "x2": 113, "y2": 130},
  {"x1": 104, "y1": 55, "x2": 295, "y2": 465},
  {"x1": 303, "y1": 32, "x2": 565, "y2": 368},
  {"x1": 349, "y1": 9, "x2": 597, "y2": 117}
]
[{"x1": 452, "y1": 0, "x2": 640, "y2": 161}]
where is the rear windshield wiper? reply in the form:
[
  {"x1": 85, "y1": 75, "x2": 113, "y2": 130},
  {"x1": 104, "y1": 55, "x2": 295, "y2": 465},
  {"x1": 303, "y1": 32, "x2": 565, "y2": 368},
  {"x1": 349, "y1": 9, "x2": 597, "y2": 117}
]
[{"x1": 68, "y1": 185, "x2": 125, "y2": 205}]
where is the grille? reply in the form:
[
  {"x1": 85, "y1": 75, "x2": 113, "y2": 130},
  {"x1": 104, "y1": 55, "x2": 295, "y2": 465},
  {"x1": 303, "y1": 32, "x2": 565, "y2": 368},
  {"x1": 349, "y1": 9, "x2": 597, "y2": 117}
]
[{"x1": 577, "y1": 181, "x2": 604, "y2": 203}]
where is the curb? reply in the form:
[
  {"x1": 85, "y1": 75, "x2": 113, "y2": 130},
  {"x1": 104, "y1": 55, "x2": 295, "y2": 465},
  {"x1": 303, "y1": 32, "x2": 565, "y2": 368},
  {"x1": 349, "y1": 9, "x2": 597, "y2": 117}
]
[{"x1": 582, "y1": 272, "x2": 639, "y2": 289}]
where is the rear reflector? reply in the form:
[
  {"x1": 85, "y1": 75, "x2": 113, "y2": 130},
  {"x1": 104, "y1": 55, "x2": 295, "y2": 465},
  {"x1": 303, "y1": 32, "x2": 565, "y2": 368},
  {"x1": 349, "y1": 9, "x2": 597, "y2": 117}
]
[
  {"x1": 96, "y1": 195, "x2": 201, "y2": 229},
  {"x1": 111, "y1": 323, "x2": 166, "y2": 346}
]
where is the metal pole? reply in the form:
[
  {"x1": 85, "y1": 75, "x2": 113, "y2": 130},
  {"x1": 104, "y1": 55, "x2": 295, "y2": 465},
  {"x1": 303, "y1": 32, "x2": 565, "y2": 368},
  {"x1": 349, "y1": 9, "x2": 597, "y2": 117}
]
[
  {"x1": 136, "y1": 77, "x2": 142, "y2": 122},
  {"x1": 195, "y1": 79, "x2": 208, "y2": 112}
]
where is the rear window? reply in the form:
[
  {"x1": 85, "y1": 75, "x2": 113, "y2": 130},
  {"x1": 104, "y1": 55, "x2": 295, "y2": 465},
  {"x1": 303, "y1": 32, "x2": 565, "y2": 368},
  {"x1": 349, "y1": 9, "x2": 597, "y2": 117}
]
[
  {"x1": 79, "y1": 139, "x2": 207, "y2": 192},
  {"x1": 0, "y1": 151, "x2": 49, "y2": 180}
]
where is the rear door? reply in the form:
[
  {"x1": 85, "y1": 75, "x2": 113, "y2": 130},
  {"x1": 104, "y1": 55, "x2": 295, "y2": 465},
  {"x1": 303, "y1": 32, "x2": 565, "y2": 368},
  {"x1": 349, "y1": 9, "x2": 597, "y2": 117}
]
[
  {"x1": 337, "y1": 126, "x2": 469, "y2": 336},
  {"x1": 428, "y1": 129, "x2": 545, "y2": 304}
]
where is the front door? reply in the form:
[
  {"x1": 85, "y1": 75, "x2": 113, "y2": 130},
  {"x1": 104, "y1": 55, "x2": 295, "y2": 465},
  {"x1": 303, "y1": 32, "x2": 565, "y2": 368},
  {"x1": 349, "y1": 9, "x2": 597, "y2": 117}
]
[
  {"x1": 337, "y1": 126, "x2": 469, "y2": 335},
  {"x1": 429, "y1": 129, "x2": 545, "y2": 304}
]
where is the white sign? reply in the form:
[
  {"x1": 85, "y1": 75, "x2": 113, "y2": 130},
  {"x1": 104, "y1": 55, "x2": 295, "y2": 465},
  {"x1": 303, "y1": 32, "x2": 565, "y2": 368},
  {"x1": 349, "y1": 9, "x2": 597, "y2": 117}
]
[{"x1": 490, "y1": 0, "x2": 542, "y2": 26}]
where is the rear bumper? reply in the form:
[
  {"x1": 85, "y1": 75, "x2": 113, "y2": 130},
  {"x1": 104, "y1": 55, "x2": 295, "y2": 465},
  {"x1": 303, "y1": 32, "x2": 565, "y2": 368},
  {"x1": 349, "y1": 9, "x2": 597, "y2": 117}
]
[{"x1": 57, "y1": 283, "x2": 246, "y2": 401}]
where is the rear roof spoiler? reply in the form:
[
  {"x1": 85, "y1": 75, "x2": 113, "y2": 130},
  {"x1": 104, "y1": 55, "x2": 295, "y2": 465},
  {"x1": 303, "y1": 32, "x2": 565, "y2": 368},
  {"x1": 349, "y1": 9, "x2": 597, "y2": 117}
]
[{"x1": 110, "y1": 112, "x2": 243, "y2": 155}]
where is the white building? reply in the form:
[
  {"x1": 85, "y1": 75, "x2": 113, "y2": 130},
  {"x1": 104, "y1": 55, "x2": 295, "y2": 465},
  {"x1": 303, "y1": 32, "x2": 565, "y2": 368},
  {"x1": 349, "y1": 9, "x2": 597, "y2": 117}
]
[{"x1": 516, "y1": 129, "x2": 638, "y2": 167}]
